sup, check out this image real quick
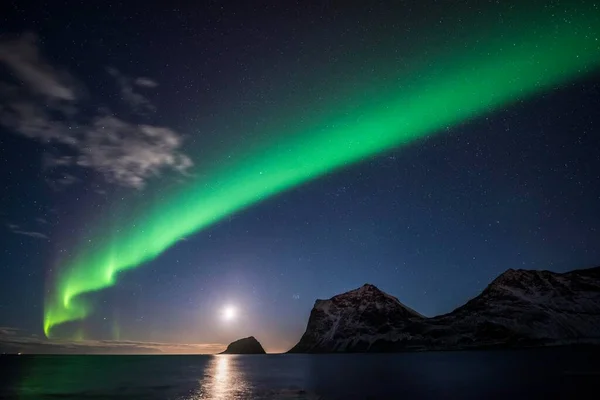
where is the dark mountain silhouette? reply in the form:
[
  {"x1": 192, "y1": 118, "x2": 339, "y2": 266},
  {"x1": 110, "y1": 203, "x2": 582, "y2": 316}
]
[{"x1": 289, "y1": 267, "x2": 600, "y2": 352}]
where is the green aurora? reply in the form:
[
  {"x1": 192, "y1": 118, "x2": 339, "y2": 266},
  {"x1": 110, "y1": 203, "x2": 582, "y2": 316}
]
[{"x1": 44, "y1": 6, "x2": 600, "y2": 337}]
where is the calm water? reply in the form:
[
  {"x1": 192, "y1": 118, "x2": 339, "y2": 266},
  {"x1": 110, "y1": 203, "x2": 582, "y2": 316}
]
[{"x1": 1, "y1": 348, "x2": 599, "y2": 399}]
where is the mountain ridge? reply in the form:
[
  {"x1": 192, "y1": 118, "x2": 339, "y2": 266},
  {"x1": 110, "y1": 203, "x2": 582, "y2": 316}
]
[{"x1": 289, "y1": 266, "x2": 600, "y2": 353}]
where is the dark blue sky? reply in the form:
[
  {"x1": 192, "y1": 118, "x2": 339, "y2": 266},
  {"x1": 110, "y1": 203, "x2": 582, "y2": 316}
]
[{"x1": 1, "y1": 1, "x2": 599, "y2": 353}]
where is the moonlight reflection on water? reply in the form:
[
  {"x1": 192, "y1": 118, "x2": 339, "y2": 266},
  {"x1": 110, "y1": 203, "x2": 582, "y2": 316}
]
[{"x1": 194, "y1": 355, "x2": 250, "y2": 399}]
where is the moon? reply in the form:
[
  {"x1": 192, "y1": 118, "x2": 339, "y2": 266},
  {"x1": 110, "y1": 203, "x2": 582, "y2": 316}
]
[{"x1": 222, "y1": 305, "x2": 237, "y2": 321}]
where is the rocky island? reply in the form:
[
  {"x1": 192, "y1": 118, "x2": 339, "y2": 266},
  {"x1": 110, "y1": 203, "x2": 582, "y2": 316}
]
[{"x1": 220, "y1": 336, "x2": 266, "y2": 354}]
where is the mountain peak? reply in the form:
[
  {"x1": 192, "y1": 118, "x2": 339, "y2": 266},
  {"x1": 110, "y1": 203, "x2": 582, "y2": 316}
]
[
  {"x1": 361, "y1": 283, "x2": 378, "y2": 289},
  {"x1": 346, "y1": 283, "x2": 384, "y2": 296},
  {"x1": 488, "y1": 268, "x2": 556, "y2": 292},
  {"x1": 357, "y1": 283, "x2": 382, "y2": 292},
  {"x1": 327, "y1": 284, "x2": 423, "y2": 317},
  {"x1": 339, "y1": 283, "x2": 386, "y2": 296},
  {"x1": 289, "y1": 283, "x2": 424, "y2": 353}
]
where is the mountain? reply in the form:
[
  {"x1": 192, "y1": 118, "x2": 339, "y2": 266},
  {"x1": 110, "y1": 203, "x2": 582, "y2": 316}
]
[
  {"x1": 289, "y1": 267, "x2": 600, "y2": 353},
  {"x1": 432, "y1": 267, "x2": 600, "y2": 347},
  {"x1": 288, "y1": 283, "x2": 424, "y2": 353},
  {"x1": 220, "y1": 336, "x2": 266, "y2": 354}
]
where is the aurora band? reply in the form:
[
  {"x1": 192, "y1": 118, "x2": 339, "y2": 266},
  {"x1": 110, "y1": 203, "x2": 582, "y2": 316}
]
[{"x1": 44, "y1": 6, "x2": 600, "y2": 337}]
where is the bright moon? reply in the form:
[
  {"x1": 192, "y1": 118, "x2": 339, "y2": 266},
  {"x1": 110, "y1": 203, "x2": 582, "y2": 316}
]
[{"x1": 222, "y1": 305, "x2": 237, "y2": 321}]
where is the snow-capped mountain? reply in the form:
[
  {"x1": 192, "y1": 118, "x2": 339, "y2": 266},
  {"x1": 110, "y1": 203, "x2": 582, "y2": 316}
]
[
  {"x1": 436, "y1": 267, "x2": 600, "y2": 346},
  {"x1": 288, "y1": 283, "x2": 424, "y2": 352},
  {"x1": 288, "y1": 267, "x2": 600, "y2": 353}
]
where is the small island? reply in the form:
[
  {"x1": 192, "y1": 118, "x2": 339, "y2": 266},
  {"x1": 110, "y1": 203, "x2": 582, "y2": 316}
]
[{"x1": 220, "y1": 336, "x2": 266, "y2": 354}]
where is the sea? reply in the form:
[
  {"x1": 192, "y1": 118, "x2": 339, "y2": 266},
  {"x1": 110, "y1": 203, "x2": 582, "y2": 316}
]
[{"x1": 1, "y1": 348, "x2": 599, "y2": 399}]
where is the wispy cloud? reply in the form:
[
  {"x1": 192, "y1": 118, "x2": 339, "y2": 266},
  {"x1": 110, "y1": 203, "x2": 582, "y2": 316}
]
[
  {"x1": 0, "y1": 32, "x2": 192, "y2": 189},
  {"x1": 0, "y1": 327, "x2": 225, "y2": 354},
  {"x1": 107, "y1": 67, "x2": 156, "y2": 114},
  {"x1": 45, "y1": 172, "x2": 80, "y2": 191},
  {"x1": 6, "y1": 223, "x2": 49, "y2": 240},
  {"x1": 134, "y1": 77, "x2": 158, "y2": 88},
  {"x1": 0, "y1": 88, "x2": 75, "y2": 143},
  {"x1": 0, "y1": 327, "x2": 19, "y2": 336},
  {"x1": 78, "y1": 116, "x2": 192, "y2": 188},
  {"x1": 0, "y1": 33, "x2": 75, "y2": 101}
]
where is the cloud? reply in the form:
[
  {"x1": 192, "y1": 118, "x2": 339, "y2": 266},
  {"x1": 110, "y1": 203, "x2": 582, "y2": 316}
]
[
  {"x1": 0, "y1": 33, "x2": 76, "y2": 101},
  {"x1": 135, "y1": 77, "x2": 158, "y2": 88},
  {"x1": 107, "y1": 67, "x2": 156, "y2": 114},
  {"x1": 45, "y1": 172, "x2": 80, "y2": 191},
  {"x1": 77, "y1": 116, "x2": 192, "y2": 188},
  {"x1": 0, "y1": 327, "x2": 19, "y2": 336},
  {"x1": 6, "y1": 223, "x2": 49, "y2": 240},
  {"x1": 0, "y1": 328, "x2": 225, "y2": 354},
  {"x1": 0, "y1": 100, "x2": 74, "y2": 143},
  {"x1": 34, "y1": 116, "x2": 192, "y2": 189},
  {"x1": 42, "y1": 153, "x2": 74, "y2": 169},
  {"x1": 0, "y1": 33, "x2": 192, "y2": 189}
]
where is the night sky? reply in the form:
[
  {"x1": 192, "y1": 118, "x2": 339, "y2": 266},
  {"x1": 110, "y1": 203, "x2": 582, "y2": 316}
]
[{"x1": 1, "y1": 1, "x2": 600, "y2": 353}]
